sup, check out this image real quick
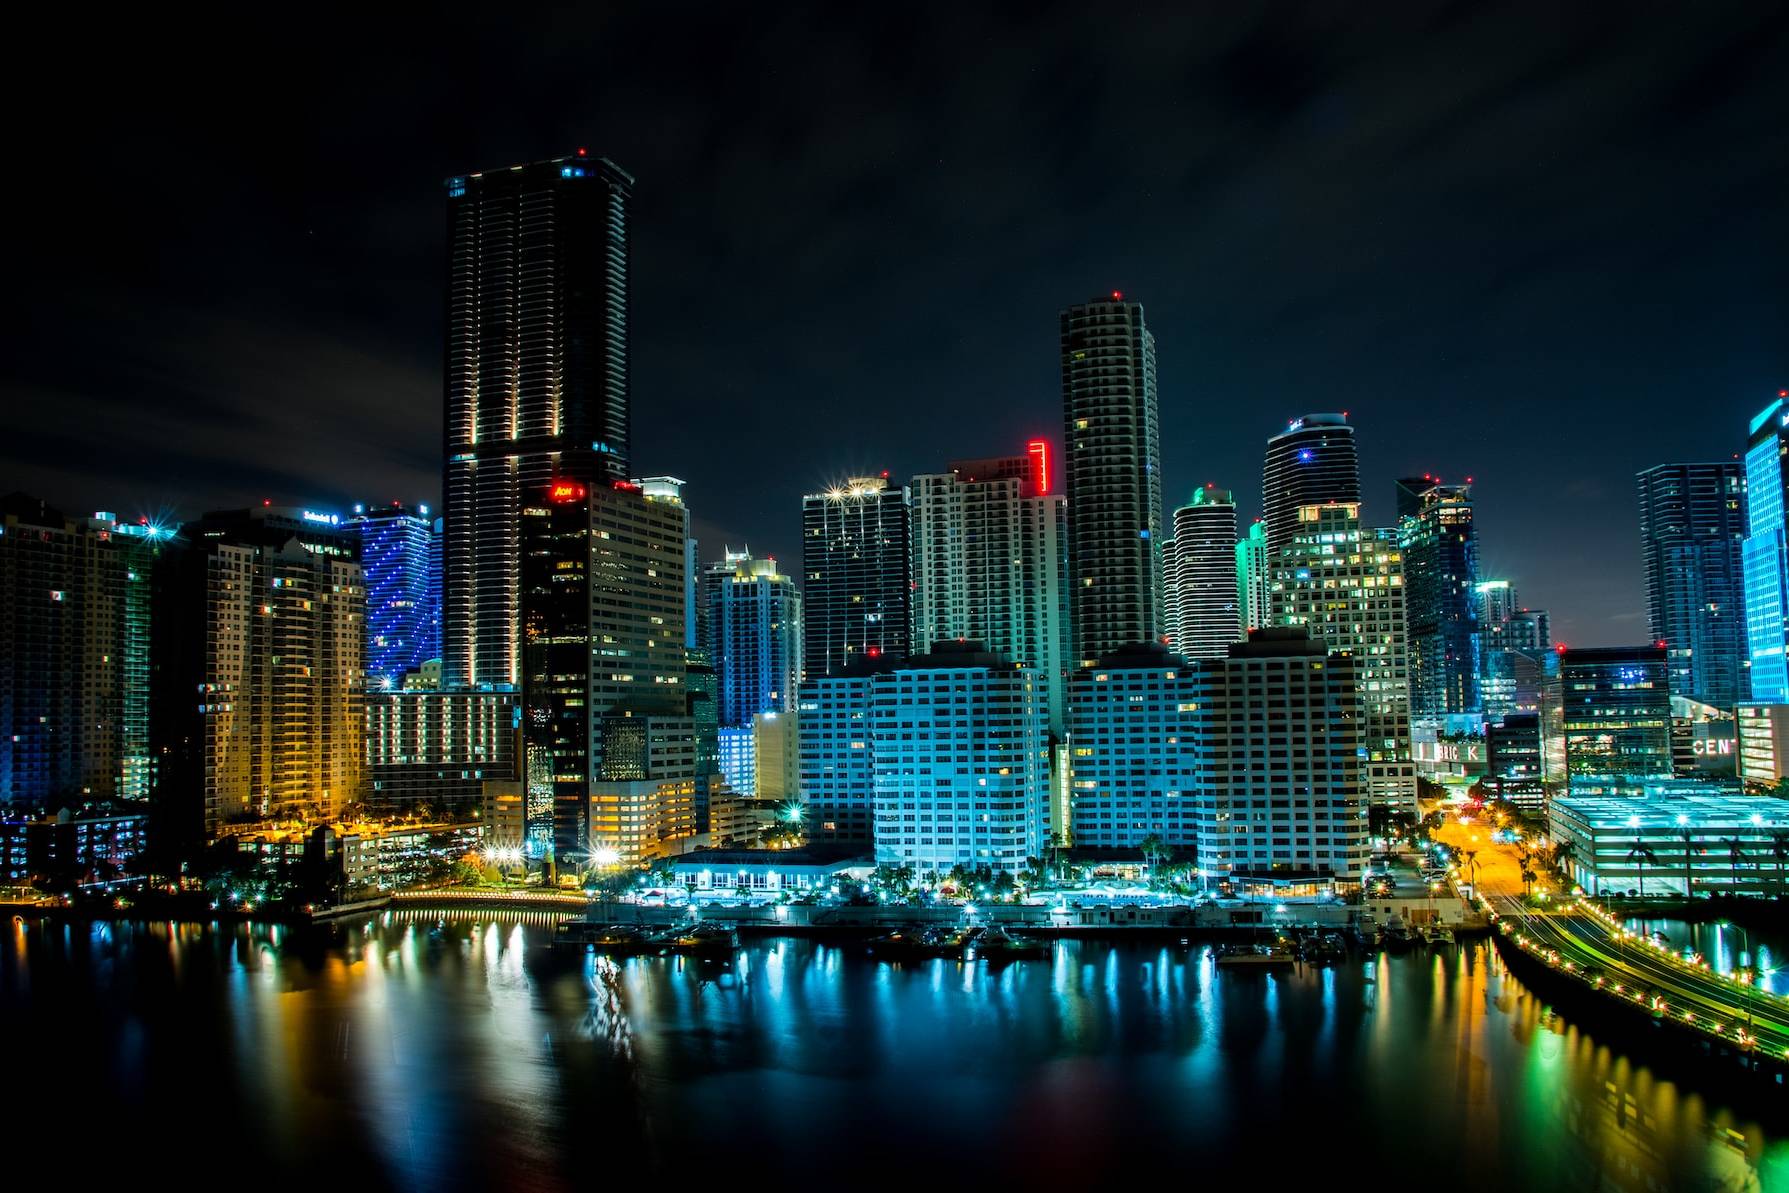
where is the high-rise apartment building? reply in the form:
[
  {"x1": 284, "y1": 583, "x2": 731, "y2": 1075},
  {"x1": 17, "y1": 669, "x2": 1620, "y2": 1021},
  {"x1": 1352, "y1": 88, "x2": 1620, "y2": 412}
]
[
  {"x1": 1061, "y1": 294, "x2": 1163, "y2": 662},
  {"x1": 909, "y1": 441, "x2": 1070, "y2": 729},
  {"x1": 0, "y1": 497, "x2": 165, "y2": 807},
  {"x1": 1262, "y1": 414, "x2": 1359, "y2": 555},
  {"x1": 1560, "y1": 645, "x2": 1673, "y2": 794},
  {"x1": 1399, "y1": 481, "x2": 1481, "y2": 717},
  {"x1": 1635, "y1": 462, "x2": 1748, "y2": 709},
  {"x1": 1743, "y1": 395, "x2": 1789, "y2": 702},
  {"x1": 1191, "y1": 627, "x2": 1368, "y2": 889},
  {"x1": 705, "y1": 550, "x2": 803, "y2": 727},
  {"x1": 1479, "y1": 583, "x2": 1557, "y2": 720},
  {"x1": 801, "y1": 476, "x2": 911, "y2": 679},
  {"x1": 1236, "y1": 520, "x2": 1270, "y2": 633},
  {"x1": 867, "y1": 642, "x2": 1048, "y2": 877},
  {"x1": 519, "y1": 477, "x2": 690, "y2": 861},
  {"x1": 1167, "y1": 487, "x2": 1239, "y2": 660},
  {"x1": 150, "y1": 507, "x2": 366, "y2": 849},
  {"x1": 346, "y1": 502, "x2": 440, "y2": 690},
  {"x1": 1066, "y1": 643, "x2": 1196, "y2": 849},
  {"x1": 796, "y1": 669, "x2": 876, "y2": 846},
  {"x1": 442, "y1": 150, "x2": 634, "y2": 689},
  {"x1": 1269, "y1": 503, "x2": 1415, "y2": 811}
]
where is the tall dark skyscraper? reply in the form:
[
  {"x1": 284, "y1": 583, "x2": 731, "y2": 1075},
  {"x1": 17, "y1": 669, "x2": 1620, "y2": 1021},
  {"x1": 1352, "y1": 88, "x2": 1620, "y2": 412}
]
[
  {"x1": 520, "y1": 477, "x2": 690, "y2": 860},
  {"x1": 442, "y1": 150, "x2": 634, "y2": 689},
  {"x1": 1636, "y1": 462, "x2": 1748, "y2": 709},
  {"x1": 1400, "y1": 481, "x2": 1482, "y2": 716},
  {"x1": 801, "y1": 476, "x2": 911, "y2": 679},
  {"x1": 1261, "y1": 414, "x2": 1360, "y2": 554},
  {"x1": 1061, "y1": 293, "x2": 1162, "y2": 665}
]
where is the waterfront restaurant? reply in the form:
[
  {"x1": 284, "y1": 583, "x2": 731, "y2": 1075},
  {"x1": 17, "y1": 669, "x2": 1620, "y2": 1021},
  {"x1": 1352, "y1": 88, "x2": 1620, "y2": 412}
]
[
  {"x1": 1549, "y1": 788, "x2": 1789, "y2": 898},
  {"x1": 670, "y1": 846, "x2": 874, "y2": 897}
]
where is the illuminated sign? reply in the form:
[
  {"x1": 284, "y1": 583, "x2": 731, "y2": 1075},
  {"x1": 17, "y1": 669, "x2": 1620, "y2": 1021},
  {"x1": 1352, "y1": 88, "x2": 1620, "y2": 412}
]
[
  {"x1": 301, "y1": 510, "x2": 339, "y2": 525},
  {"x1": 1027, "y1": 438, "x2": 1051, "y2": 495},
  {"x1": 549, "y1": 482, "x2": 586, "y2": 503},
  {"x1": 1690, "y1": 739, "x2": 1734, "y2": 757}
]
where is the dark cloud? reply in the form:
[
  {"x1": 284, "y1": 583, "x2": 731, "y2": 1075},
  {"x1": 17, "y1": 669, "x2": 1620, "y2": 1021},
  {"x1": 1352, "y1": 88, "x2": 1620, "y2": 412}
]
[{"x1": 5, "y1": 2, "x2": 1788, "y2": 646}]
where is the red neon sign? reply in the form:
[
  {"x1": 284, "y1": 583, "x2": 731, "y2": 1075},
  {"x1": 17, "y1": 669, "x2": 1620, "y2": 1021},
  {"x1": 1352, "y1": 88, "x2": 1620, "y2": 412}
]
[
  {"x1": 549, "y1": 481, "x2": 586, "y2": 503},
  {"x1": 1027, "y1": 438, "x2": 1051, "y2": 496},
  {"x1": 611, "y1": 480, "x2": 641, "y2": 493}
]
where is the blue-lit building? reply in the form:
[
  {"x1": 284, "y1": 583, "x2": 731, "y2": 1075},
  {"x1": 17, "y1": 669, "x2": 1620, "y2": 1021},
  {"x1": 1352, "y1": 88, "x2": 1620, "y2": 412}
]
[
  {"x1": 346, "y1": 503, "x2": 440, "y2": 689},
  {"x1": 704, "y1": 550, "x2": 803, "y2": 728},
  {"x1": 1743, "y1": 395, "x2": 1789, "y2": 702},
  {"x1": 1398, "y1": 480, "x2": 1481, "y2": 717},
  {"x1": 1561, "y1": 645, "x2": 1673, "y2": 794},
  {"x1": 1636, "y1": 462, "x2": 1747, "y2": 709}
]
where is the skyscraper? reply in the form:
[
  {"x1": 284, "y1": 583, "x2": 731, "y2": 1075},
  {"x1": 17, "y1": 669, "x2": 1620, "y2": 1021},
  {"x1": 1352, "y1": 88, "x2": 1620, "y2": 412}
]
[
  {"x1": 150, "y1": 507, "x2": 365, "y2": 849},
  {"x1": 346, "y1": 502, "x2": 440, "y2": 690},
  {"x1": 706, "y1": 550, "x2": 803, "y2": 727},
  {"x1": 442, "y1": 150, "x2": 634, "y2": 689},
  {"x1": 1743, "y1": 394, "x2": 1789, "y2": 702},
  {"x1": 519, "y1": 477, "x2": 690, "y2": 861},
  {"x1": 0, "y1": 497, "x2": 165, "y2": 807},
  {"x1": 1235, "y1": 519, "x2": 1270, "y2": 633},
  {"x1": 1167, "y1": 486, "x2": 1239, "y2": 660},
  {"x1": 801, "y1": 475, "x2": 911, "y2": 679},
  {"x1": 1262, "y1": 414, "x2": 1360, "y2": 555},
  {"x1": 1270, "y1": 503, "x2": 1415, "y2": 811},
  {"x1": 1478, "y1": 580, "x2": 1556, "y2": 719},
  {"x1": 1061, "y1": 293, "x2": 1163, "y2": 663},
  {"x1": 1636, "y1": 462, "x2": 1748, "y2": 708},
  {"x1": 909, "y1": 441, "x2": 1070, "y2": 729},
  {"x1": 1399, "y1": 481, "x2": 1481, "y2": 716}
]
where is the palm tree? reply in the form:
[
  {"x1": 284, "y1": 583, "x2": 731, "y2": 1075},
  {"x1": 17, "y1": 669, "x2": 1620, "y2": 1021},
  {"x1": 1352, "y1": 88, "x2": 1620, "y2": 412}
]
[
  {"x1": 1727, "y1": 837, "x2": 1747, "y2": 896},
  {"x1": 1462, "y1": 848, "x2": 1481, "y2": 895},
  {"x1": 1772, "y1": 832, "x2": 1789, "y2": 901},
  {"x1": 1552, "y1": 838, "x2": 1576, "y2": 883},
  {"x1": 1628, "y1": 843, "x2": 1659, "y2": 898},
  {"x1": 1679, "y1": 825, "x2": 1696, "y2": 897},
  {"x1": 1137, "y1": 833, "x2": 1168, "y2": 887}
]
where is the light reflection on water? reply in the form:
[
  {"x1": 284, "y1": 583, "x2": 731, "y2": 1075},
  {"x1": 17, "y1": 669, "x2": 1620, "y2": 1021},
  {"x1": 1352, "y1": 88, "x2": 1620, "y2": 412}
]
[
  {"x1": 1623, "y1": 917, "x2": 1786, "y2": 996},
  {"x1": 1, "y1": 910, "x2": 1785, "y2": 1192}
]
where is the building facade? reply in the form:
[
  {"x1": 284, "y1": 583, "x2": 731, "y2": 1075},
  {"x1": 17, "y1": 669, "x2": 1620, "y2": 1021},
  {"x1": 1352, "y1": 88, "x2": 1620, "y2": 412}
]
[
  {"x1": 866, "y1": 643, "x2": 1048, "y2": 877},
  {"x1": 1191, "y1": 628, "x2": 1369, "y2": 889},
  {"x1": 1550, "y1": 790, "x2": 1789, "y2": 898},
  {"x1": 1261, "y1": 414, "x2": 1360, "y2": 555},
  {"x1": 1168, "y1": 486, "x2": 1239, "y2": 660},
  {"x1": 1635, "y1": 462, "x2": 1748, "y2": 709},
  {"x1": 796, "y1": 670, "x2": 876, "y2": 846},
  {"x1": 1268, "y1": 503, "x2": 1416, "y2": 811},
  {"x1": 1736, "y1": 702, "x2": 1789, "y2": 789},
  {"x1": 705, "y1": 550, "x2": 803, "y2": 727},
  {"x1": 346, "y1": 502, "x2": 440, "y2": 689},
  {"x1": 909, "y1": 442, "x2": 1070, "y2": 729},
  {"x1": 801, "y1": 476, "x2": 911, "y2": 679},
  {"x1": 1560, "y1": 646, "x2": 1673, "y2": 794},
  {"x1": 364, "y1": 688, "x2": 518, "y2": 818},
  {"x1": 1, "y1": 497, "x2": 164, "y2": 808},
  {"x1": 150, "y1": 508, "x2": 366, "y2": 847},
  {"x1": 1066, "y1": 644, "x2": 1196, "y2": 849},
  {"x1": 442, "y1": 150, "x2": 634, "y2": 689},
  {"x1": 1061, "y1": 294, "x2": 1163, "y2": 663},
  {"x1": 1399, "y1": 482, "x2": 1481, "y2": 717},
  {"x1": 519, "y1": 477, "x2": 690, "y2": 862},
  {"x1": 1743, "y1": 396, "x2": 1789, "y2": 702},
  {"x1": 1235, "y1": 519, "x2": 1270, "y2": 633}
]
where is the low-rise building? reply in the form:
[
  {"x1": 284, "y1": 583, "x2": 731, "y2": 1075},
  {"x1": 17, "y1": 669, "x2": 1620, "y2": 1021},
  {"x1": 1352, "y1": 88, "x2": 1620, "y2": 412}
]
[
  {"x1": 0, "y1": 806, "x2": 148, "y2": 887},
  {"x1": 668, "y1": 846, "x2": 873, "y2": 896},
  {"x1": 1549, "y1": 789, "x2": 1789, "y2": 897}
]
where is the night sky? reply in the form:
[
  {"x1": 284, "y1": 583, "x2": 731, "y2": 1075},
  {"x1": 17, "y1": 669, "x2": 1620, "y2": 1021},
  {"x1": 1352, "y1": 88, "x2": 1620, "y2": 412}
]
[{"x1": 8, "y1": 5, "x2": 1787, "y2": 646}]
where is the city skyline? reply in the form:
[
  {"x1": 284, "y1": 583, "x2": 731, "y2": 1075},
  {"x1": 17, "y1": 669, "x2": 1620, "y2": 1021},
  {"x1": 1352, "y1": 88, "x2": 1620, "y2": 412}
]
[{"x1": 8, "y1": 8, "x2": 1785, "y2": 651}]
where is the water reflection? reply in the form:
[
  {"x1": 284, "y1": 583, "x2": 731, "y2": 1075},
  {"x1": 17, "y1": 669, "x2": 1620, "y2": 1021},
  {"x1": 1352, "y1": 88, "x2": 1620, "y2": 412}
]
[
  {"x1": 1, "y1": 914, "x2": 1784, "y2": 1191},
  {"x1": 1624, "y1": 917, "x2": 1785, "y2": 996}
]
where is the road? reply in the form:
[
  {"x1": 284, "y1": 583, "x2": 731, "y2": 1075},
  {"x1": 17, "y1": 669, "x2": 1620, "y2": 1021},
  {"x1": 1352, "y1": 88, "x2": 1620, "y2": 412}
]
[{"x1": 1491, "y1": 893, "x2": 1789, "y2": 1058}]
